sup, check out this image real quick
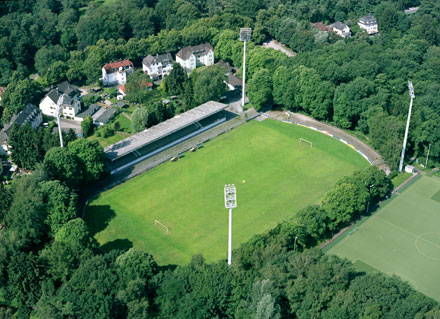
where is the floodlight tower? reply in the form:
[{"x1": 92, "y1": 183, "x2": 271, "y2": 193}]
[
  {"x1": 55, "y1": 94, "x2": 65, "y2": 148},
  {"x1": 398, "y1": 81, "x2": 415, "y2": 172},
  {"x1": 240, "y1": 28, "x2": 251, "y2": 107},
  {"x1": 224, "y1": 184, "x2": 237, "y2": 266}
]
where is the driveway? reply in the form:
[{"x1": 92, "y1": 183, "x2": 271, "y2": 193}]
[{"x1": 59, "y1": 118, "x2": 82, "y2": 135}]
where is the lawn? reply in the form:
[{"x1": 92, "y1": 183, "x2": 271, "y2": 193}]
[
  {"x1": 85, "y1": 119, "x2": 369, "y2": 265},
  {"x1": 327, "y1": 175, "x2": 440, "y2": 302}
]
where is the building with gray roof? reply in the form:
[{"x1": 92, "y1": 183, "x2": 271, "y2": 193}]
[
  {"x1": 143, "y1": 53, "x2": 174, "y2": 80},
  {"x1": 176, "y1": 43, "x2": 214, "y2": 72},
  {"x1": 105, "y1": 101, "x2": 227, "y2": 169},
  {"x1": 0, "y1": 104, "x2": 42, "y2": 154},
  {"x1": 39, "y1": 81, "x2": 81, "y2": 118},
  {"x1": 94, "y1": 107, "x2": 118, "y2": 126}
]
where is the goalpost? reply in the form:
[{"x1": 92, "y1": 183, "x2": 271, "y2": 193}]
[
  {"x1": 154, "y1": 220, "x2": 169, "y2": 233},
  {"x1": 299, "y1": 138, "x2": 313, "y2": 148}
]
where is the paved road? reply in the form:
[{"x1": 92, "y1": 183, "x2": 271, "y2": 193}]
[
  {"x1": 267, "y1": 111, "x2": 390, "y2": 174},
  {"x1": 262, "y1": 40, "x2": 296, "y2": 57},
  {"x1": 59, "y1": 118, "x2": 82, "y2": 134}
]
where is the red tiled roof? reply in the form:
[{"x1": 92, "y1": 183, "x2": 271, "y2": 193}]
[
  {"x1": 118, "y1": 85, "x2": 126, "y2": 94},
  {"x1": 103, "y1": 60, "x2": 134, "y2": 73},
  {"x1": 311, "y1": 22, "x2": 331, "y2": 32},
  {"x1": 0, "y1": 87, "x2": 5, "y2": 95}
]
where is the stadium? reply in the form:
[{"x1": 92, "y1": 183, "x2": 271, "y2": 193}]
[{"x1": 86, "y1": 103, "x2": 369, "y2": 265}]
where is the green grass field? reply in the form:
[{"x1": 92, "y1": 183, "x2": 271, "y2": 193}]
[
  {"x1": 327, "y1": 175, "x2": 440, "y2": 302},
  {"x1": 85, "y1": 119, "x2": 368, "y2": 265}
]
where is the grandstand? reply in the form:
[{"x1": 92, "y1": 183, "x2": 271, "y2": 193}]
[{"x1": 105, "y1": 101, "x2": 228, "y2": 174}]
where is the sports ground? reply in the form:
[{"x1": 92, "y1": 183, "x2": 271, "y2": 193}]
[
  {"x1": 327, "y1": 174, "x2": 440, "y2": 302},
  {"x1": 86, "y1": 119, "x2": 368, "y2": 265}
]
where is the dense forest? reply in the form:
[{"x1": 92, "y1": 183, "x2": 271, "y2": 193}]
[
  {"x1": 1, "y1": 0, "x2": 440, "y2": 169},
  {"x1": 1, "y1": 0, "x2": 440, "y2": 317}
]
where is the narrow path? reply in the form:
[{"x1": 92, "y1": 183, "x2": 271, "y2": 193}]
[
  {"x1": 122, "y1": 112, "x2": 131, "y2": 120},
  {"x1": 266, "y1": 111, "x2": 390, "y2": 174}
]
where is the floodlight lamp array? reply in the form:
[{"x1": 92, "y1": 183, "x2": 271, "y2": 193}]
[
  {"x1": 408, "y1": 81, "x2": 415, "y2": 99},
  {"x1": 224, "y1": 184, "x2": 237, "y2": 209},
  {"x1": 240, "y1": 28, "x2": 252, "y2": 42}
]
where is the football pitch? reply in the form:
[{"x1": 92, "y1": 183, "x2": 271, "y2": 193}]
[
  {"x1": 327, "y1": 175, "x2": 440, "y2": 302},
  {"x1": 85, "y1": 119, "x2": 368, "y2": 265}
]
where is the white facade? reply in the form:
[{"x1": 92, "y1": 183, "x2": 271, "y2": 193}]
[
  {"x1": 358, "y1": 15, "x2": 378, "y2": 35},
  {"x1": 331, "y1": 24, "x2": 351, "y2": 38},
  {"x1": 102, "y1": 60, "x2": 134, "y2": 86},
  {"x1": 143, "y1": 54, "x2": 174, "y2": 79},
  {"x1": 39, "y1": 95, "x2": 81, "y2": 118},
  {"x1": 176, "y1": 44, "x2": 215, "y2": 72}
]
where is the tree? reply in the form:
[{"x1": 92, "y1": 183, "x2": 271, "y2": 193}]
[
  {"x1": 322, "y1": 182, "x2": 368, "y2": 230},
  {"x1": 68, "y1": 139, "x2": 106, "y2": 182},
  {"x1": 333, "y1": 77, "x2": 375, "y2": 129},
  {"x1": 8, "y1": 124, "x2": 43, "y2": 169},
  {"x1": 5, "y1": 176, "x2": 47, "y2": 250},
  {"x1": 34, "y1": 44, "x2": 68, "y2": 76},
  {"x1": 192, "y1": 65, "x2": 227, "y2": 105},
  {"x1": 0, "y1": 183, "x2": 12, "y2": 221},
  {"x1": 7, "y1": 252, "x2": 43, "y2": 318},
  {"x1": 40, "y1": 180, "x2": 77, "y2": 236},
  {"x1": 1, "y1": 79, "x2": 38, "y2": 123},
  {"x1": 43, "y1": 147, "x2": 83, "y2": 189},
  {"x1": 81, "y1": 115, "x2": 94, "y2": 138},
  {"x1": 116, "y1": 248, "x2": 157, "y2": 284},
  {"x1": 131, "y1": 107, "x2": 149, "y2": 132},
  {"x1": 247, "y1": 68, "x2": 272, "y2": 111},
  {"x1": 164, "y1": 63, "x2": 187, "y2": 96},
  {"x1": 40, "y1": 218, "x2": 97, "y2": 282}
]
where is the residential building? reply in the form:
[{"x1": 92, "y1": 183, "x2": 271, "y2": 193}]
[
  {"x1": 328, "y1": 21, "x2": 351, "y2": 38},
  {"x1": 102, "y1": 59, "x2": 134, "y2": 86},
  {"x1": 74, "y1": 103, "x2": 99, "y2": 122},
  {"x1": 143, "y1": 53, "x2": 174, "y2": 79},
  {"x1": 0, "y1": 104, "x2": 42, "y2": 154},
  {"x1": 94, "y1": 107, "x2": 118, "y2": 126},
  {"x1": 358, "y1": 14, "x2": 378, "y2": 35},
  {"x1": 39, "y1": 81, "x2": 81, "y2": 118},
  {"x1": 118, "y1": 85, "x2": 126, "y2": 96},
  {"x1": 176, "y1": 43, "x2": 214, "y2": 72}
]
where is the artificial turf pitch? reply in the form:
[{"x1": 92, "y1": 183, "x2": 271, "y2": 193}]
[
  {"x1": 327, "y1": 175, "x2": 440, "y2": 302},
  {"x1": 85, "y1": 119, "x2": 368, "y2": 265}
]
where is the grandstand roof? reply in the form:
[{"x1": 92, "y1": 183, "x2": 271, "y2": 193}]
[{"x1": 105, "y1": 101, "x2": 227, "y2": 160}]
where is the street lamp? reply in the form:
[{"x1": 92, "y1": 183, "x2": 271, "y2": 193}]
[
  {"x1": 293, "y1": 236, "x2": 298, "y2": 253},
  {"x1": 398, "y1": 81, "x2": 415, "y2": 172},
  {"x1": 239, "y1": 28, "x2": 251, "y2": 107},
  {"x1": 366, "y1": 184, "x2": 374, "y2": 213},
  {"x1": 224, "y1": 184, "x2": 237, "y2": 266}
]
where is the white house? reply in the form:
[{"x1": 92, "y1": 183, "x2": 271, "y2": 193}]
[
  {"x1": 328, "y1": 21, "x2": 351, "y2": 38},
  {"x1": 102, "y1": 59, "x2": 134, "y2": 86},
  {"x1": 0, "y1": 104, "x2": 42, "y2": 155},
  {"x1": 176, "y1": 43, "x2": 214, "y2": 72},
  {"x1": 39, "y1": 81, "x2": 81, "y2": 118},
  {"x1": 358, "y1": 14, "x2": 378, "y2": 35},
  {"x1": 143, "y1": 53, "x2": 173, "y2": 80}
]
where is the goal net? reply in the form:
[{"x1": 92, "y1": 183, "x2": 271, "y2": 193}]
[
  {"x1": 154, "y1": 219, "x2": 169, "y2": 233},
  {"x1": 299, "y1": 138, "x2": 313, "y2": 148}
]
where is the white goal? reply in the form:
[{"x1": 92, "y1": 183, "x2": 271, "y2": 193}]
[
  {"x1": 154, "y1": 220, "x2": 169, "y2": 233},
  {"x1": 299, "y1": 138, "x2": 313, "y2": 148}
]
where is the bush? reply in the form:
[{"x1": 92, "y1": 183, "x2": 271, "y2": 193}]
[{"x1": 114, "y1": 121, "x2": 120, "y2": 131}]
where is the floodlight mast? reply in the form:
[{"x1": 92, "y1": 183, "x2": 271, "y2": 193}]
[
  {"x1": 240, "y1": 28, "x2": 251, "y2": 107},
  {"x1": 224, "y1": 184, "x2": 237, "y2": 266},
  {"x1": 398, "y1": 81, "x2": 415, "y2": 172},
  {"x1": 55, "y1": 95, "x2": 64, "y2": 148}
]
